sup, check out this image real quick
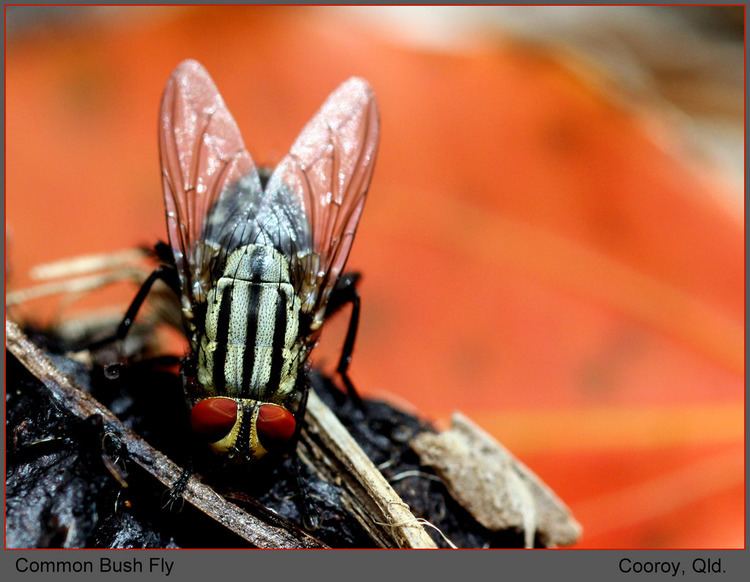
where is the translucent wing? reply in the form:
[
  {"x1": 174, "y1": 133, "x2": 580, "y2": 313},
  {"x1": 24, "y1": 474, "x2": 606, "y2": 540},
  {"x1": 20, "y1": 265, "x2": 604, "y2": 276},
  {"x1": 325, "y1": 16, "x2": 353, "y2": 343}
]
[
  {"x1": 264, "y1": 77, "x2": 380, "y2": 330},
  {"x1": 158, "y1": 59, "x2": 263, "y2": 318}
]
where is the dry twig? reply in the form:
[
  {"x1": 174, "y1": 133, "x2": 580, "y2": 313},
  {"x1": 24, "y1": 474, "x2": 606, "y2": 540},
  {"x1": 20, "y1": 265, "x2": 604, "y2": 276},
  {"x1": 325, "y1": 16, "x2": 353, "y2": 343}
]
[{"x1": 302, "y1": 391, "x2": 438, "y2": 549}]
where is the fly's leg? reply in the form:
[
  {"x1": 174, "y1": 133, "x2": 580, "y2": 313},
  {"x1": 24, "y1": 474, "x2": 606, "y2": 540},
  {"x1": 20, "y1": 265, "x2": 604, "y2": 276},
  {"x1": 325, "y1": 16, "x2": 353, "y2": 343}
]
[
  {"x1": 325, "y1": 272, "x2": 364, "y2": 409},
  {"x1": 289, "y1": 381, "x2": 318, "y2": 530},
  {"x1": 293, "y1": 451, "x2": 319, "y2": 531},
  {"x1": 79, "y1": 415, "x2": 132, "y2": 505},
  {"x1": 85, "y1": 264, "x2": 180, "y2": 352},
  {"x1": 161, "y1": 464, "x2": 193, "y2": 513},
  {"x1": 97, "y1": 419, "x2": 130, "y2": 488}
]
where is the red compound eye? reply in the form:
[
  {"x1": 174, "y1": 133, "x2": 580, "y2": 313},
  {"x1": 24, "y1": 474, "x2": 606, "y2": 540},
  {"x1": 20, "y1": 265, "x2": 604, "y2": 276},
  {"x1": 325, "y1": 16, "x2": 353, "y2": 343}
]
[
  {"x1": 256, "y1": 404, "x2": 296, "y2": 451},
  {"x1": 191, "y1": 398, "x2": 238, "y2": 442}
]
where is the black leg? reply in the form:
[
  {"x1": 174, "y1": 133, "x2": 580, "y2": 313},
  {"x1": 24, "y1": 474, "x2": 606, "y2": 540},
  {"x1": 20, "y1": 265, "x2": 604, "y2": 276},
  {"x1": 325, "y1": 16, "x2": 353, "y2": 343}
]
[
  {"x1": 98, "y1": 421, "x2": 130, "y2": 488},
  {"x1": 325, "y1": 272, "x2": 360, "y2": 317},
  {"x1": 161, "y1": 464, "x2": 193, "y2": 513},
  {"x1": 291, "y1": 382, "x2": 310, "y2": 444},
  {"x1": 86, "y1": 265, "x2": 179, "y2": 351},
  {"x1": 285, "y1": 379, "x2": 319, "y2": 530},
  {"x1": 325, "y1": 273, "x2": 364, "y2": 408},
  {"x1": 293, "y1": 452, "x2": 319, "y2": 531}
]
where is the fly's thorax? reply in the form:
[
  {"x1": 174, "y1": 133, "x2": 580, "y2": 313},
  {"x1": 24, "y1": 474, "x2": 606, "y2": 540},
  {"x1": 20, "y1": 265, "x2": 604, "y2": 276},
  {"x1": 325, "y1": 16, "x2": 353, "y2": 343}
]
[
  {"x1": 190, "y1": 397, "x2": 297, "y2": 462},
  {"x1": 194, "y1": 244, "x2": 304, "y2": 403},
  {"x1": 224, "y1": 244, "x2": 290, "y2": 283}
]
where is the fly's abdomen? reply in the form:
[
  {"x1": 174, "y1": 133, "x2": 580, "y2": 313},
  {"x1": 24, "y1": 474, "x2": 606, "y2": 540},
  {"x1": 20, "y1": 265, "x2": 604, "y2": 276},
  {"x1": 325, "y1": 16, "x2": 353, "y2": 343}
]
[{"x1": 196, "y1": 245, "x2": 301, "y2": 402}]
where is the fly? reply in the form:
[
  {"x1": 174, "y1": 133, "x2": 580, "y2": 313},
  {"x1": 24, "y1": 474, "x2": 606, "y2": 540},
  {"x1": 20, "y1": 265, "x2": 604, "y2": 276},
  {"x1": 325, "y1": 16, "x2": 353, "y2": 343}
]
[{"x1": 95, "y1": 60, "x2": 379, "y2": 464}]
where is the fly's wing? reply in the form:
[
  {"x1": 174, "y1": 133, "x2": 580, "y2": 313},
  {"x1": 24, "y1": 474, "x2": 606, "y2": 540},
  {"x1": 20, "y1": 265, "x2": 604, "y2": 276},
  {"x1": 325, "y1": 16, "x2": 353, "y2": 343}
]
[
  {"x1": 264, "y1": 77, "x2": 380, "y2": 331},
  {"x1": 159, "y1": 60, "x2": 263, "y2": 321}
]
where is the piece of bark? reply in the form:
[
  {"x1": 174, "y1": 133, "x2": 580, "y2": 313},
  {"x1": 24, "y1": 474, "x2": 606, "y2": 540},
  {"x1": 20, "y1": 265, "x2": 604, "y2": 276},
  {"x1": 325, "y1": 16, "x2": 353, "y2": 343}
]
[
  {"x1": 5, "y1": 319, "x2": 325, "y2": 549},
  {"x1": 411, "y1": 412, "x2": 582, "y2": 548},
  {"x1": 302, "y1": 391, "x2": 438, "y2": 549}
]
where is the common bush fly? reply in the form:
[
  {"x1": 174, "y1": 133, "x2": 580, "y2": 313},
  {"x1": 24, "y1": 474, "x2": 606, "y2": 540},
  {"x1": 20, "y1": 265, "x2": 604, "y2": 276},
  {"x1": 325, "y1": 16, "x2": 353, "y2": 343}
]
[{"x1": 99, "y1": 60, "x2": 379, "y2": 465}]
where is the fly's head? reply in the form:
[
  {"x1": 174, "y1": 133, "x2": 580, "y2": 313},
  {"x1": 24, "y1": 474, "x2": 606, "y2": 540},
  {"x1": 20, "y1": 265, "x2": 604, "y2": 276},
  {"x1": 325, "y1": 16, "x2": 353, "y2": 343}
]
[{"x1": 189, "y1": 397, "x2": 297, "y2": 462}]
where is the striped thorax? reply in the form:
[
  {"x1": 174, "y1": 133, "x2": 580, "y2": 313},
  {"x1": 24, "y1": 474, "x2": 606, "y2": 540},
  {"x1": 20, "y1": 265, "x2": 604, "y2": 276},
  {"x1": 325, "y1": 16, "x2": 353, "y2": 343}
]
[{"x1": 196, "y1": 244, "x2": 304, "y2": 403}]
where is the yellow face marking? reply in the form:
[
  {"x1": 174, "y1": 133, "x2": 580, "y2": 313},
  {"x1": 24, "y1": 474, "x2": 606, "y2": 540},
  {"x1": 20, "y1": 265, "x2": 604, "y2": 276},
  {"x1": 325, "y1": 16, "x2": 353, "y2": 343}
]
[
  {"x1": 205, "y1": 399, "x2": 269, "y2": 462},
  {"x1": 208, "y1": 401, "x2": 243, "y2": 456},
  {"x1": 248, "y1": 405, "x2": 269, "y2": 461}
]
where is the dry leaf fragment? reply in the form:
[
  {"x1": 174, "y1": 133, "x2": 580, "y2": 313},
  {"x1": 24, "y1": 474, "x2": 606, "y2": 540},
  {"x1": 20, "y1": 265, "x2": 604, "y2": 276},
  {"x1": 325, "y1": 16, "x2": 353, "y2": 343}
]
[{"x1": 411, "y1": 412, "x2": 581, "y2": 548}]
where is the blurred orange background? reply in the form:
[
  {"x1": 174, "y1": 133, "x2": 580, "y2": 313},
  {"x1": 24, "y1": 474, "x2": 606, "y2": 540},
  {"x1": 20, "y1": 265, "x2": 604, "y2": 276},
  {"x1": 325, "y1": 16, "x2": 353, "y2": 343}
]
[{"x1": 5, "y1": 6, "x2": 744, "y2": 548}]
